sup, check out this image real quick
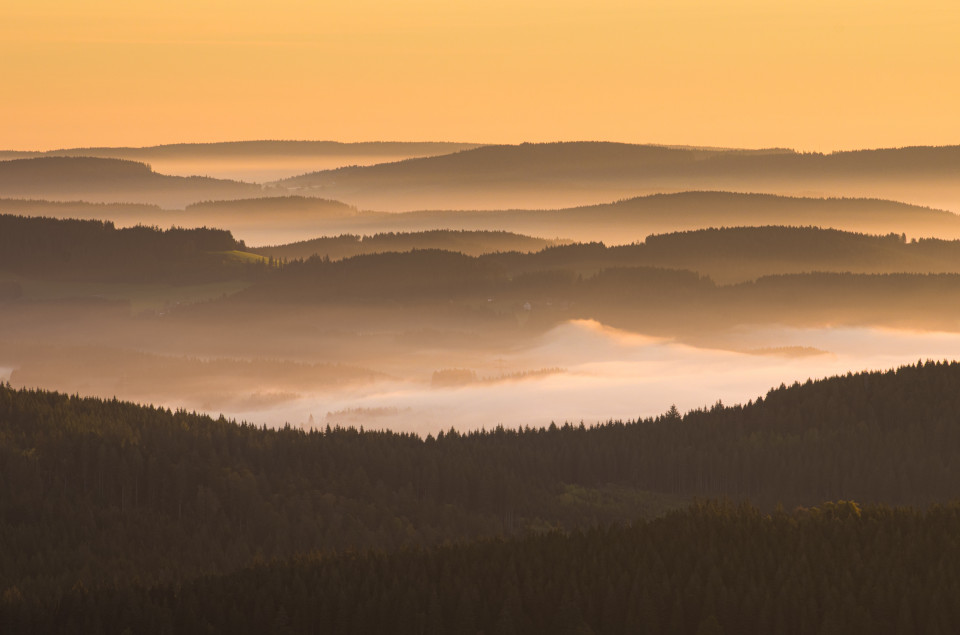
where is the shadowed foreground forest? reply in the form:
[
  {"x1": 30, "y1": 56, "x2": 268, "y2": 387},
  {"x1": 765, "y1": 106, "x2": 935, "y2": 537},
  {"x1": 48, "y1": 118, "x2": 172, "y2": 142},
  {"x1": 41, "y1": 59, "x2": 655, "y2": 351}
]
[
  {"x1": 4, "y1": 360, "x2": 960, "y2": 632},
  {"x1": 7, "y1": 501, "x2": 957, "y2": 635}
]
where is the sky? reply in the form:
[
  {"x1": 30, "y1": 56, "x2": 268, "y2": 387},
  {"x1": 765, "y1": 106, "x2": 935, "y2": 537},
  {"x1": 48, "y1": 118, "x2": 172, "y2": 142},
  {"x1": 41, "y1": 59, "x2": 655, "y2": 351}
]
[{"x1": 2, "y1": 0, "x2": 959, "y2": 151}]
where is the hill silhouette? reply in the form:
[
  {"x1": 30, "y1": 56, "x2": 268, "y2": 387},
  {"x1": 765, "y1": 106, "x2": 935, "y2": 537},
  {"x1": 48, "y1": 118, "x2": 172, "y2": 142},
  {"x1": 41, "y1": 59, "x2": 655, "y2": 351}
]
[
  {"x1": 230, "y1": 191, "x2": 960, "y2": 244},
  {"x1": 254, "y1": 230, "x2": 569, "y2": 261},
  {"x1": 218, "y1": 246, "x2": 960, "y2": 335},
  {"x1": 0, "y1": 140, "x2": 482, "y2": 160},
  {"x1": 0, "y1": 141, "x2": 483, "y2": 182},
  {"x1": 179, "y1": 196, "x2": 362, "y2": 244},
  {"x1": 0, "y1": 196, "x2": 361, "y2": 245},
  {"x1": 0, "y1": 156, "x2": 262, "y2": 208},
  {"x1": 7, "y1": 191, "x2": 957, "y2": 245},
  {"x1": 0, "y1": 214, "x2": 259, "y2": 283},
  {"x1": 0, "y1": 197, "x2": 163, "y2": 223},
  {"x1": 277, "y1": 142, "x2": 960, "y2": 212},
  {"x1": 485, "y1": 226, "x2": 960, "y2": 283}
]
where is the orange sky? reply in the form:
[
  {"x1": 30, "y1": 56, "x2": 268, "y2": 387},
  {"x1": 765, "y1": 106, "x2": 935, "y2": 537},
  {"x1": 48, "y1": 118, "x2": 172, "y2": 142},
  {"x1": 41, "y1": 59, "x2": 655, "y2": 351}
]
[{"x1": 2, "y1": 0, "x2": 958, "y2": 151}]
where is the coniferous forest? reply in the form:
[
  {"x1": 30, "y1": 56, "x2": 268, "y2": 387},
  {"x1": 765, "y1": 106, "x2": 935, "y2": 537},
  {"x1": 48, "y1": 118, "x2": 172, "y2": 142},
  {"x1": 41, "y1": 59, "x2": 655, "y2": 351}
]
[{"x1": 4, "y1": 361, "x2": 960, "y2": 632}]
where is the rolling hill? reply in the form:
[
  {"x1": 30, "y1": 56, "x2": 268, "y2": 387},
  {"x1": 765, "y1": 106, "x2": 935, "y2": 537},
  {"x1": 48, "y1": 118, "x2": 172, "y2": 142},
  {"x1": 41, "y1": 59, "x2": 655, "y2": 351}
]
[
  {"x1": 277, "y1": 142, "x2": 960, "y2": 213},
  {"x1": 236, "y1": 192, "x2": 960, "y2": 244},
  {"x1": 0, "y1": 156, "x2": 263, "y2": 208},
  {"x1": 0, "y1": 140, "x2": 483, "y2": 182},
  {"x1": 253, "y1": 230, "x2": 570, "y2": 261}
]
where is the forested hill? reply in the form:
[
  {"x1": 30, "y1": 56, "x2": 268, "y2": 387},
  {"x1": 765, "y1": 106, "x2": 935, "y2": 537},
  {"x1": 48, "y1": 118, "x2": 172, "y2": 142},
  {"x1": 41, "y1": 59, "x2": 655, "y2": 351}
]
[
  {"x1": 282, "y1": 143, "x2": 960, "y2": 188},
  {"x1": 253, "y1": 230, "x2": 569, "y2": 261},
  {"x1": 184, "y1": 195, "x2": 357, "y2": 219},
  {"x1": 17, "y1": 501, "x2": 960, "y2": 635},
  {"x1": 256, "y1": 192, "x2": 960, "y2": 242},
  {"x1": 0, "y1": 215, "x2": 260, "y2": 282},
  {"x1": 0, "y1": 198, "x2": 161, "y2": 220},
  {"x1": 0, "y1": 140, "x2": 482, "y2": 161},
  {"x1": 278, "y1": 142, "x2": 793, "y2": 187},
  {"x1": 273, "y1": 142, "x2": 960, "y2": 212},
  {"x1": 489, "y1": 226, "x2": 960, "y2": 282},
  {"x1": 224, "y1": 247, "x2": 960, "y2": 333},
  {"x1": 0, "y1": 157, "x2": 262, "y2": 207},
  {"x1": 4, "y1": 361, "x2": 960, "y2": 596}
]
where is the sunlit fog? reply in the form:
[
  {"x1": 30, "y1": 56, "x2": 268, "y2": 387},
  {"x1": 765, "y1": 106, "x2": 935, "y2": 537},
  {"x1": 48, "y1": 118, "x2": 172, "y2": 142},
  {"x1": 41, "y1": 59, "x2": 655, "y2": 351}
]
[{"x1": 171, "y1": 321, "x2": 960, "y2": 435}]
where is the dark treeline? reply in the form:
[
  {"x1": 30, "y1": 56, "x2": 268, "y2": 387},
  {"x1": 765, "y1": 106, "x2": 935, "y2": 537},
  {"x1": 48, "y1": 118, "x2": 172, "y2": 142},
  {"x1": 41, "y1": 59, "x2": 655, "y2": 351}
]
[
  {"x1": 184, "y1": 195, "x2": 357, "y2": 218},
  {"x1": 225, "y1": 246, "x2": 960, "y2": 332},
  {"x1": 227, "y1": 191, "x2": 960, "y2": 243},
  {"x1": 0, "y1": 198, "x2": 161, "y2": 216},
  {"x1": 11, "y1": 214, "x2": 960, "y2": 290},
  {"x1": 7, "y1": 501, "x2": 960, "y2": 635},
  {"x1": 8, "y1": 215, "x2": 960, "y2": 333},
  {"x1": 483, "y1": 226, "x2": 960, "y2": 282},
  {"x1": 253, "y1": 229, "x2": 567, "y2": 261},
  {"x1": 255, "y1": 225, "x2": 959, "y2": 272},
  {"x1": 0, "y1": 214, "x2": 264, "y2": 283},
  {"x1": 4, "y1": 361, "x2": 960, "y2": 596}
]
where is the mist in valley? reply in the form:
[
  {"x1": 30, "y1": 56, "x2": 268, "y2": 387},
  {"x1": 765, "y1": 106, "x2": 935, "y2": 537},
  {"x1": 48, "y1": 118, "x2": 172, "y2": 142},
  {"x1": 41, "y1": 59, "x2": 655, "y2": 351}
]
[
  {"x1": 138, "y1": 321, "x2": 960, "y2": 435},
  {"x1": 5, "y1": 143, "x2": 960, "y2": 439}
]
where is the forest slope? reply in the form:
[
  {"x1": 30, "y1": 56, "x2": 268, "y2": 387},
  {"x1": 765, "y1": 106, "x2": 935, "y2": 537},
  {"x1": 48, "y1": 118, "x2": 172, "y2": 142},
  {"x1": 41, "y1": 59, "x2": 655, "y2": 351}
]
[
  {"x1": 0, "y1": 215, "x2": 261, "y2": 283},
  {"x1": 11, "y1": 501, "x2": 959, "y2": 635},
  {"x1": 225, "y1": 247, "x2": 960, "y2": 334},
  {"x1": 4, "y1": 361, "x2": 960, "y2": 596}
]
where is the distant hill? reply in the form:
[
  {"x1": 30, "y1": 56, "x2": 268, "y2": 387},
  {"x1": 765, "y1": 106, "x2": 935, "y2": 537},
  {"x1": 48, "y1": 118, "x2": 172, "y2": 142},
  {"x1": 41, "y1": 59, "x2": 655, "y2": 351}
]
[
  {"x1": 0, "y1": 141, "x2": 483, "y2": 182},
  {"x1": 0, "y1": 195, "x2": 364, "y2": 245},
  {"x1": 0, "y1": 156, "x2": 263, "y2": 208},
  {"x1": 253, "y1": 230, "x2": 570, "y2": 261},
  {"x1": 179, "y1": 196, "x2": 361, "y2": 245},
  {"x1": 184, "y1": 195, "x2": 357, "y2": 218},
  {"x1": 276, "y1": 142, "x2": 960, "y2": 212},
  {"x1": 251, "y1": 192, "x2": 960, "y2": 243},
  {"x1": 0, "y1": 197, "x2": 163, "y2": 221},
  {"x1": 486, "y1": 226, "x2": 960, "y2": 283},
  {"x1": 0, "y1": 140, "x2": 483, "y2": 160},
  {"x1": 220, "y1": 246, "x2": 960, "y2": 334}
]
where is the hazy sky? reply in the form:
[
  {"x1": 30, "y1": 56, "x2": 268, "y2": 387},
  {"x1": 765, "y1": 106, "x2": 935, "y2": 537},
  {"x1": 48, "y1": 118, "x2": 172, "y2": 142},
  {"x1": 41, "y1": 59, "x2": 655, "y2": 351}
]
[{"x1": 3, "y1": 0, "x2": 958, "y2": 151}]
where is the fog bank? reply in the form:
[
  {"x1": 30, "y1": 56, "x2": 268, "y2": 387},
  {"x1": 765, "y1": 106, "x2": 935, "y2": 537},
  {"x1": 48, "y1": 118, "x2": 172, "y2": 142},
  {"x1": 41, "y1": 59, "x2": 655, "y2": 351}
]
[{"x1": 217, "y1": 320, "x2": 960, "y2": 436}]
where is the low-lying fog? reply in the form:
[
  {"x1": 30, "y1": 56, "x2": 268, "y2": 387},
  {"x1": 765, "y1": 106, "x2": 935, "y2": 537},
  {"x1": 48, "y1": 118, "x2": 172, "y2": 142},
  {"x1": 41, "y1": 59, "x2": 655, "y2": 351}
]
[{"x1": 217, "y1": 320, "x2": 960, "y2": 436}]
